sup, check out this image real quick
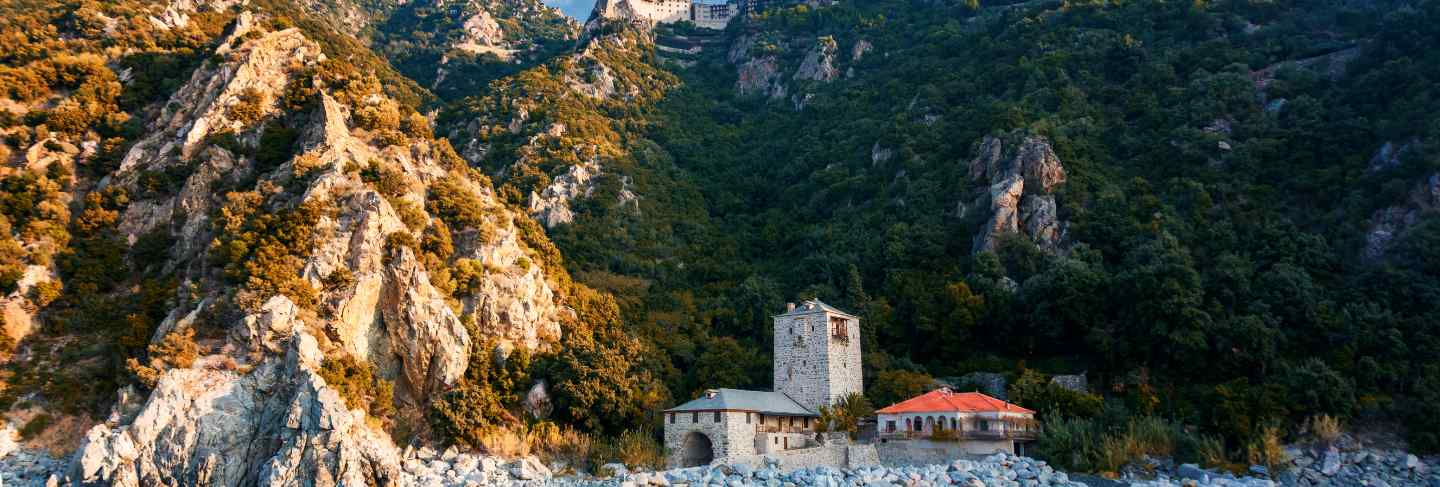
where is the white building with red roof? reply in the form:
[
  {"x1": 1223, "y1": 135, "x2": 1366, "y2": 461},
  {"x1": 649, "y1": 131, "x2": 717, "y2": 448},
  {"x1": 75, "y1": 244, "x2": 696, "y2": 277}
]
[{"x1": 875, "y1": 388, "x2": 1039, "y2": 455}]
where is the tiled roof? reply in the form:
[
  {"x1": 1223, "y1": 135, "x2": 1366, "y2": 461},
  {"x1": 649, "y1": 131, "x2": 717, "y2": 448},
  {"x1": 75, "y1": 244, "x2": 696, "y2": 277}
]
[
  {"x1": 664, "y1": 389, "x2": 817, "y2": 416},
  {"x1": 774, "y1": 299, "x2": 857, "y2": 318},
  {"x1": 875, "y1": 389, "x2": 1035, "y2": 415}
]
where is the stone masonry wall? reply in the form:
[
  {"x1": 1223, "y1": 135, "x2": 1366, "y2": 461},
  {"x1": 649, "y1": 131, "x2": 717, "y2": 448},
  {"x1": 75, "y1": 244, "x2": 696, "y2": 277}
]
[
  {"x1": 774, "y1": 313, "x2": 831, "y2": 412},
  {"x1": 875, "y1": 439, "x2": 1014, "y2": 466},
  {"x1": 826, "y1": 314, "x2": 863, "y2": 406},
  {"x1": 726, "y1": 434, "x2": 881, "y2": 472},
  {"x1": 664, "y1": 410, "x2": 757, "y2": 467},
  {"x1": 773, "y1": 309, "x2": 863, "y2": 413}
]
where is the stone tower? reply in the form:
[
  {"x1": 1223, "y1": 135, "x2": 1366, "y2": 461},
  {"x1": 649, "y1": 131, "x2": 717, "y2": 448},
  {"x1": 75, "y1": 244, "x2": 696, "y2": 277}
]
[{"x1": 773, "y1": 299, "x2": 863, "y2": 413}]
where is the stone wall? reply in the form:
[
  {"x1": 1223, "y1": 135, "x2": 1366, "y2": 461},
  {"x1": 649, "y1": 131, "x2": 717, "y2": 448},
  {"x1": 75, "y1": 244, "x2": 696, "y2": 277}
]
[
  {"x1": 1050, "y1": 373, "x2": 1088, "y2": 393},
  {"x1": 875, "y1": 439, "x2": 1015, "y2": 466},
  {"x1": 774, "y1": 313, "x2": 830, "y2": 412},
  {"x1": 756, "y1": 431, "x2": 816, "y2": 454},
  {"x1": 826, "y1": 313, "x2": 863, "y2": 406},
  {"x1": 773, "y1": 308, "x2": 862, "y2": 413},
  {"x1": 726, "y1": 434, "x2": 880, "y2": 472},
  {"x1": 664, "y1": 410, "x2": 757, "y2": 467}
]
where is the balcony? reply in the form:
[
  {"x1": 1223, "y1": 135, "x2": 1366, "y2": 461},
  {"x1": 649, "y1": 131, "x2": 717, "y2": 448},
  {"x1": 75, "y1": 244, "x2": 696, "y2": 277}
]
[
  {"x1": 756, "y1": 424, "x2": 813, "y2": 434},
  {"x1": 878, "y1": 419, "x2": 1040, "y2": 442}
]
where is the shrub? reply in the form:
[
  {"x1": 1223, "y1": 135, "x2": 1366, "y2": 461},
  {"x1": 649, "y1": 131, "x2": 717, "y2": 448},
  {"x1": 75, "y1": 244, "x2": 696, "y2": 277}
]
[
  {"x1": 255, "y1": 124, "x2": 299, "y2": 172},
  {"x1": 322, "y1": 267, "x2": 355, "y2": 290},
  {"x1": 1038, "y1": 416, "x2": 1101, "y2": 471},
  {"x1": 359, "y1": 160, "x2": 410, "y2": 198},
  {"x1": 126, "y1": 327, "x2": 200, "y2": 388},
  {"x1": 227, "y1": 88, "x2": 267, "y2": 124},
  {"x1": 427, "y1": 178, "x2": 490, "y2": 230},
  {"x1": 317, "y1": 353, "x2": 395, "y2": 423},
  {"x1": 1009, "y1": 368, "x2": 1104, "y2": 419},
  {"x1": 354, "y1": 101, "x2": 401, "y2": 131},
  {"x1": 210, "y1": 195, "x2": 327, "y2": 310},
  {"x1": 1307, "y1": 414, "x2": 1342, "y2": 446},
  {"x1": 1197, "y1": 435, "x2": 1230, "y2": 470},
  {"x1": 1247, "y1": 426, "x2": 1290, "y2": 475},
  {"x1": 816, "y1": 392, "x2": 872, "y2": 438}
]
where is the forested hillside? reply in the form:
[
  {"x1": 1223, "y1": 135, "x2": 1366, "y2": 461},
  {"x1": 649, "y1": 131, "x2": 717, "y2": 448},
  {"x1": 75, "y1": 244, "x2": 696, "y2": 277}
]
[{"x1": 455, "y1": 0, "x2": 1440, "y2": 462}]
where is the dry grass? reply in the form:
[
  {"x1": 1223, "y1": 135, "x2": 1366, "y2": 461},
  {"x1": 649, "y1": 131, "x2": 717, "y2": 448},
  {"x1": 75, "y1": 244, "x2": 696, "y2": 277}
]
[
  {"x1": 1246, "y1": 426, "x2": 1290, "y2": 474},
  {"x1": 1308, "y1": 414, "x2": 1343, "y2": 446},
  {"x1": 1197, "y1": 435, "x2": 1228, "y2": 468},
  {"x1": 477, "y1": 422, "x2": 596, "y2": 472}
]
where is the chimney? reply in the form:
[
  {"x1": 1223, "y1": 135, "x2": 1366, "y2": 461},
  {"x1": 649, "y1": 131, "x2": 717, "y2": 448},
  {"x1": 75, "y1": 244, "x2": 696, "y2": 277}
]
[{"x1": 785, "y1": 302, "x2": 795, "y2": 312}]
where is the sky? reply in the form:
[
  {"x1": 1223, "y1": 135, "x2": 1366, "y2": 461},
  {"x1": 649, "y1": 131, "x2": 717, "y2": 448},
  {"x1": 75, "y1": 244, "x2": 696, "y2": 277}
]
[{"x1": 546, "y1": 0, "x2": 595, "y2": 19}]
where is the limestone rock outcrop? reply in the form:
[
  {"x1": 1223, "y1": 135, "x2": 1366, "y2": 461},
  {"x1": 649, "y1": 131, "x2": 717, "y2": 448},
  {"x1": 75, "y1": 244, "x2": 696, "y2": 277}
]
[
  {"x1": 528, "y1": 160, "x2": 638, "y2": 228},
  {"x1": 793, "y1": 37, "x2": 839, "y2": 82},
  {"x1": 737, "y1": 56, "x2": 785, "y2": 98},
  {"x1": 968, "y1": 134, "x2": 1069, "y2": 253},
  {"x1": 49, "y1": 17, "x2": 579, "y2": 486}
]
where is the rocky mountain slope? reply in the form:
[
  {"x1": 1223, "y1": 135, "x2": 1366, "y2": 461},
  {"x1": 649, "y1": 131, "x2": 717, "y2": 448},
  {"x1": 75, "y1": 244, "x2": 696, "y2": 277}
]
[{"x1": 3, "y1": 0, "x2": 1440, "y2": 483}]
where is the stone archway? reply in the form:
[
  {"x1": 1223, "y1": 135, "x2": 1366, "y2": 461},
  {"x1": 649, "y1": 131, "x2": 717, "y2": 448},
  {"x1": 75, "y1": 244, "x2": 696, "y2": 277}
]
[{"x1": 681, "y1": 431, "x2": 714, "y2": 467}]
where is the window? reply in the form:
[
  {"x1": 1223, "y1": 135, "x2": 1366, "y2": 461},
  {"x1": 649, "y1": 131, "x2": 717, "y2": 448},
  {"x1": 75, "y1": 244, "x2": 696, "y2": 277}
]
[
  {"x1": 668, "y1": 413, "x2": 674, "y2": 424},
  {"x1": 803, "y1": 417, "x2": 810, "y2": 428},
  {"x1": 951, "y1": 418, "x2": 957, "y2": 430},
  {"x1": 774, "y1": 437, "x2": 779, "y2": 445},
  {"x1": 692, "y1": 412, "x2": 698, "y2": 423},
  {"x1": 830, "y1": 316, "x2": 849, "y2": 341},
  {"x1": 886, "y1": 421, "x2": 896, "y2": 432},
  {"x1": 714, "y1": 411, "x2": 721, "y2": 422},
  {"x1": 979, "y1": 420, "x2": 990, "y2": 431},
  {"x1": 746, "y1": 413, "x2": 752, "y2": 424}
]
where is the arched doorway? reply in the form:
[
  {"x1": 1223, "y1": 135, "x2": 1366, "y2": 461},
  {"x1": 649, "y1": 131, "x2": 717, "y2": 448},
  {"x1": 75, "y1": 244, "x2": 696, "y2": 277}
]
[{"x1": 681, "y1": 432, "x2": 714, "y2": 467}]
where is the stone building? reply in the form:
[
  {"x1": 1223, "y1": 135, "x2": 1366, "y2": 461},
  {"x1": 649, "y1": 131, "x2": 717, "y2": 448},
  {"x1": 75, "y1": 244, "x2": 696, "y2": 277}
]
[
  {"x1": 662, "y1": 300, "x2": 874, "y2": 469},
  {"x1": 773, "y1": 300, "x2": 863, "y2": 413},
  {"x1": 594, "y1": 0, "x2": 741, "y2": 29}
]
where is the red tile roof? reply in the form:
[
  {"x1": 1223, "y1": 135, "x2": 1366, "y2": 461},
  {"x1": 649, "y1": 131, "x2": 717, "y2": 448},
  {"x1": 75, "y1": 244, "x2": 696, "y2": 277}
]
[{"x1": 875, "y1": 389, "x2": 1035, "y2": 414}]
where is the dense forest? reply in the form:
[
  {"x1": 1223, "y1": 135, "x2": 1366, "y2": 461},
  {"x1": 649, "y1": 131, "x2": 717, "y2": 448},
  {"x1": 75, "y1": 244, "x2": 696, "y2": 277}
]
[{"x1": 475, "y1": 0, "x2": 1440, "y2": 468}]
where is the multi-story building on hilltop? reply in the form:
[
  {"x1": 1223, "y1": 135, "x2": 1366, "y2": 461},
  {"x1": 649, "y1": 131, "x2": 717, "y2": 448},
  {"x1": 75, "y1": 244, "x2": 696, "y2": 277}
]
[{"x1": 591, "y1": 0, "x2": 742, "y2": 29}]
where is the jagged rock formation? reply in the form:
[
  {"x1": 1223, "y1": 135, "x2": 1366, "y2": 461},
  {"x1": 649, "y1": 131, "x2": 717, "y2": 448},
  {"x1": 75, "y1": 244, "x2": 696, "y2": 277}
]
[
  {"x1": 450, "y1": 30, "x2": 668, "y2": 231},
  {"x1": 68, "y1": 325, "x2": 542, "y2": 487},
  {"x1": 793, "y1": 37, "x2": 839, "y2": 82},
  {"x1": 453, "y1": 10, "x2": 513, "y2": 58},
  {"x1": 967, "y1": 134, "x2": 1068, "y2": 253},
  {"x1": 529, "y1": 161, "x2": 638, "y2": 228},
  {"x1": 148, "y1": 0, "x2": 249, "y2": 30},
  {"x1": 14, "y1": 11, "x2": 582, "y2": 485},
  {"x1": 1364, "y1": 171, "x2": 1439, "y2": 261},
  {"x1": 736, "y1": 56, "x2": 785, "y2": 98}
]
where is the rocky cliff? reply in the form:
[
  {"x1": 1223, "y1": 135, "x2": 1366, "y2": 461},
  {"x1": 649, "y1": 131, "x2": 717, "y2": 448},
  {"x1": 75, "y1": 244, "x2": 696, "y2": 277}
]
[
  {"x1": 966, "y1": 133, "x2": 1068, "y2": 253},
  {"x1": 0, "y1": 5, "x2": 582, "y2": 484}
]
